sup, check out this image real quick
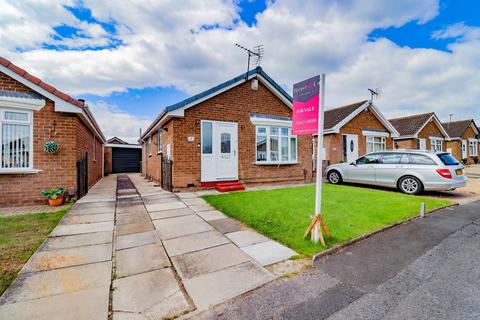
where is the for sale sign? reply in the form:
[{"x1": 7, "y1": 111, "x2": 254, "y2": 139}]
[{"x1": 291, "y1": 75, "x2": 320, "y2": 135}]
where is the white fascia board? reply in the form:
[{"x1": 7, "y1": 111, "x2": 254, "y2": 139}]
[
  {"x1": 256, "y1": 75, "x2": 292, "y2": 108},
  {"x1": 362, "y1": 130, "x2": 390, "y2": 137},
  {"x1": 79, "y1": 111, "x2": 106, "y2": 143},
  {"x1": 250, "y1": 116, "x2": 292, "y2": 127},
  {"x1": 470, "y1": 122, "x2": 480, "y2": 135},
  {"x1": 329, "y1": 101, "x2": 368, "y2": 133},
  {"x1": 393, "y1": 135, "x2": 417, "y2": 140},
  {"x1": 368, "y1": 104, "x2": 400, "y2": 137},
  {"x1": 415, "y1": 114, "x2": 450, "y2": 139},
  {"x1": 0, "y1": 96, "x2": 45, "y2": 111},
  {"x1": 468, "y1": 138, "x2": 479, "y2": 142},
  {"x1": 104, "y1": 143, "x2": 142, "y2": 149},
  {"x1": 0, "y1": 65, "x2": 81, "y2": 113},
  {"x1": 429, "y1": 136, "x2": 445, "y2": 140}
]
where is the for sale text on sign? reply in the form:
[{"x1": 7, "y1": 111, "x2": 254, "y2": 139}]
[{"x1": 291, "y1": 75, "x2": 320, "y2": 135}]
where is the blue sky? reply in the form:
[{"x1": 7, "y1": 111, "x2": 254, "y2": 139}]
[{"x1": 2, "y1": 0, "x2": 479, "y2": 142}]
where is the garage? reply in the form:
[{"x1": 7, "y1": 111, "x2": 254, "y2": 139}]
[{"x1": 104, "y1": 137, "x2": 142, "y2": 175}]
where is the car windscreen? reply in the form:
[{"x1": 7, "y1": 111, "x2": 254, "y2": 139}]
[{"x1": 437, "y1": 153, "x2": 459, "y2": 166}]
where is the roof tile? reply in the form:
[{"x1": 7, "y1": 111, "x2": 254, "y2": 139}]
[
  {"x1": 389, "y1": 112, "x2": 434, "y2": 136},
  {"x1": 324, "y1": 101, "x2": 367, "y2": 130},
  {"x1": 23, "y1": 73, "x2": 42, "y2": 85},
  {"x1": 441, "y1": 120, "x2": 475, "y2": 138},
  {"x1": 8, "y1": 64, "x2": 27, "y2": 76},
  {"x1": 0, "y1": 57, "x2": 10, "y2": 67},
  {"x1": 38, "y1": 81, "x2": 56, "y2": 93}
]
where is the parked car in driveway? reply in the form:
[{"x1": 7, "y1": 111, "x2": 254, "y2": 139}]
[{"x1": 326, "y1": 150, "x2": 467, "y2": 194}]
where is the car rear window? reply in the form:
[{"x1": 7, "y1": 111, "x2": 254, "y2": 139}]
[
  {"x1": 409, "y1": 154, "x2": 436, "y2": 165},
  {"x1": 437, "y1": 153, "x2": 459, "y2": 165}
]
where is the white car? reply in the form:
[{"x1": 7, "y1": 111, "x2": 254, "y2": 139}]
[{"x1": 326, "y1": 150, "x2": 467, "y2": 194}]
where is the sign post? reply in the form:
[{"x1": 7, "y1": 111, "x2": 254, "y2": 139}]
[{"x1": 292, "y1": 73, "x2": 330, "y2": 245}]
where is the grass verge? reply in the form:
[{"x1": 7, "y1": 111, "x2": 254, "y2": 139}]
[
  {"x1": 0, "y1": 208, "x2": 69, "y2": 295},
  {"x1": 203, "y1": 184, "x2": 452, "y2": 256}
]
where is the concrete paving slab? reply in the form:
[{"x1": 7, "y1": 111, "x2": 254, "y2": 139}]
[
  {"x1": 145, "y1": 201, "x2": 186, "y2": 212},
  {"x1": 113, "y1": 312, "x2": 148, "y2": 320},
  {"x1": 143, "y1": 197, "x2": 183, "y2": 205},
  {"x1": 142, "y1": 193, "x2": 176, "y2": 201},
  {"x1": 175, "y1": 192, "x2": 198, "y2": 199},
  {"x1": 69, "y1": 206, "x2": 115, "y2": 215},
  {"x1": 196, "y1": 210, "x2": 228, "y2": 221},
  {"x1": 172, "y1": 243, "x2": 251, "y2": 279},
  {"x1": 112, "y1": 268, "x2": 190, "y2": 317},
  {"x1": 118, "y1": 189, "x2": 137, "y2": 195},
  {"x1": 0, "y1": 286, "x2": 110, "y2": 320},
  {"x1": 61, "y1": 213, "x2": 114, "y2": 224},
  {"x1": 23, "y1": 243, "x2": 112, "y2": 272},
  {"x1": 40, "y1": 232, "x2": 112, "y2": 251},
  {"x1": 241, "y1": 241, "x2": 296, "y2": 266},
  {"x1": 225, "y1": 230, "x2": 270, "y2": 248},
  {"x1": 117, "y1": 194, "x2": 141, "y2": 199},
  {"x1": 73, "y1": 201, "x2": 116, "y2": 210},
  {"x1": 116, "y1": 222, "x2": 154, "y2": 236},
  {"x1": 115, "y1": 243, "x2": 170, "y2": 278},
  {"x1": 51, "y1": 221, "x2": 114, "y2": 237},
  {"x1": 208, "y1": 218, "x2": 243, "y2": 234},
  {"x1": 0, "y1": 261, "x2": 111, "y2": 304},
  {"x1": 116, "y1": 231, "x2": 158, "y2": 250},
  {"x1": 116, "y1": 206, "x2": 146, "y2": 215},
  {"x1": 116, "y1": 213, "x2": 151, "y2": 226},
  {"x1": 163, "y1": 231, "x2": 229, "y2": 257},
  {"x1": 182, "y1": 198, "x2": 208, "y2": 206},
  {"x1": 149, "y1": 207, "x2": 195, "y2": 220},
  {"x1": 154, "y1": 215, "x2": 213, "y2": 240},
  {"x1": 183, "y1": 261, "x2": 274, "y2": 310},
  {"x1": 77, "y1": 196, "x2": 117, "y2": 203},
  {"x1": 189, "y1": 204, "x2": 216, "y2": 212}
]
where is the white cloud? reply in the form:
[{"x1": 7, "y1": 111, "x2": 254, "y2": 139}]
[{"x1": 1, "y1": 0, "x2": 479, "y2": 137}]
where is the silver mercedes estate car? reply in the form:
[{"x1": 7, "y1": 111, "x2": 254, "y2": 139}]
[{"x1": 326, "y1": 150, "x2": 467, "y2": 194}]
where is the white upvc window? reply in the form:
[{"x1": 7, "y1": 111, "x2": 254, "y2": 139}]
[
  {"x1": 0, "y1": 108, "x2": 33, "y2": 171},
  {"x1": 147, "y1": 136, "x2": 152, "y2": 156},
  {"x1": 469, "y1": 140, "x2": 478, "y2": 156},
  {"x1": 430, "y1": 138, "x2": 443, "y2": 152},
  {"x1": 157, "y1": 130, "x2": 162, "y2": 153},
  {"x1": 256, "y1": 126, "x2": 297, "y2": 164},
  {"x1": 366, "y1": 136, "x2": 386, "y2": 153}
]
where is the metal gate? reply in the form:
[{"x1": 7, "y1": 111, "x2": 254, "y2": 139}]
[
  {"x1": 161, "y1": 158, "x2": 173, "y2": 192},
  {"x1": 77, "y1": 152, "x2": 88, "y2": 198}
]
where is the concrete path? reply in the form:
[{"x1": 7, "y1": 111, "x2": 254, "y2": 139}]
[
  {"x1": 0, "y1": 175, "x2": 117, "y2": 320},
  {"x1": 198, "y1": 200, "x2": 480, "y2": 319}
]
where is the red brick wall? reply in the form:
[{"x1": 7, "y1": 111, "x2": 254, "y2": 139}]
[
  {"x1": 322, "y1": 108, "x2": 394, "y2": 165},
  {"x1": 0, "y1": 71, "x2": 102, "y2": 206},
  {"x1": 168, "y1": 80, "x2": 312, "y2": 189},
  {"x1": 394, "y1": 120, "x2": 447, "y2": 152},
  {"x1": 76, "y1": 118, "x2": 102, "y2": 188},
  {"x1": 104, "y1": 146, "x2": 112, "y2": 175}
]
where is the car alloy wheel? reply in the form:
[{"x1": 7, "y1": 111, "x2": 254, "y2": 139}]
[
  {"x1": 328, "y1": 171, "x2": 340, "y2": 184},
  {"x1": 401, "y1": 177, "x2": 418, "y2": 194}
]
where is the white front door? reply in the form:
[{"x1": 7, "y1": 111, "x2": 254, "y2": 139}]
[
  {"x1": 201, "y1": 121, "x2": 238, "y2": 182},
  {"x1": 343, "y1": 134, "x2": 358, "y2": 163},
  {"x1": 461, "y1": 140, "x2": 467, "y2": 159},
  {"x1": 418, "y1": 138, "x2": 426, "y2": 150}
]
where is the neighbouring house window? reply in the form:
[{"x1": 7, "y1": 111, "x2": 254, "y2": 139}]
[
  {"x1": 366, "y1": 136, "x2": 386, "y2": 153},
  {"x1": 470, "y1": 140, "x2": 479, "y2": 156},
  {"x1": 157, "y1": 130, "x2": 162, "y2": 153},
  {"x1": 430, "y1": 138, "x2": 443, "y2": 152},
  {"x1": 148, "y1": 136, "x2": 152, "y2": 155},
  {"x1": 201, "y1": 122, "x2": 212, "y2": 154},
  {"x1": 1, "y1": 109, "x2": 32, "y2": 170},
  {"x1": 256, "y1": 126, "x2": 297, "y2": 163}
]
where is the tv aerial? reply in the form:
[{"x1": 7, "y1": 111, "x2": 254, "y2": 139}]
[
  {"x1": 368, "y1": 88, "x2": 381, "y2": 103},
  {"x1": 235, "y1": 43, "x2": 264, "y2": 80}
]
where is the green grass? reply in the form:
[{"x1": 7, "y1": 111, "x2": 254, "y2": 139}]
[
  {"x1": 203, "y1": 185, "x2": 452, "y2": 256},
  {"x1": 0, "y1": 208, "x2": 69, "y2": 295}
]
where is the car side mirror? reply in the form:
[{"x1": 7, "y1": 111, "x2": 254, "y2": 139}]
[{"x1": 351, "y1": 161, "x2": 357, "y2": 166}]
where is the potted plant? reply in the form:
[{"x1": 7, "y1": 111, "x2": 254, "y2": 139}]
[{"x1": 41, "y1": 188, "x2": 65, "y2": 206}]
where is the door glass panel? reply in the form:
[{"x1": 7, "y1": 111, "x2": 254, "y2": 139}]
[
  {"x1": 220, "y1": 133, "x2": 231, "y2": 154},
  {"x1": 281, "y1": 137, "x2": 288, "y2": 161},
  {"x1": 202, "y1": 122, "x2": 212, "y2": 154},
  {"x1": 270, "y1": 136, "x2": 279, "y2": 161}
]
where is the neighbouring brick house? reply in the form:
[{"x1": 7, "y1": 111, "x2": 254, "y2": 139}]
[
  {"x1": 441, "y1": 119, "x2": 479, "y2": 164},
  {"x1": 104, "y1": 137, "x2": 142, "y2": 175},
  {"x1": 315, "y1": 101, "x2": 399, "y2": 167},
  {"x1": 389, "y1": 112, "x2": 450, "y2": 152},
  {"x1": 0, "y1": 57, "x2": 105, "y2": 206},
  {"x1": 140, "y1": 67, "x2": 313, "y2": 192}
]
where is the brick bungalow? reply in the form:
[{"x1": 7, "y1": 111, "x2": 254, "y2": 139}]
[
  {"x1": 389, "y1": 112, "x2": 450, "y2": 151},
  {"x1": 441, "y1": 119, "x2": 479, "y2": 164},
  {"x1": 140, "y1": 67, "x2": 313, "y2": 192},
  {"x1": 0, "y1": 57, "x2": 105, "y2": 206},
  {"x1": 317, "y1": 100, "x2": 399, "y2": 166}
]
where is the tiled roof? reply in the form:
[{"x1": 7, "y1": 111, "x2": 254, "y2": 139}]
[
  {"x1": 441, "y1": 120, "x2": 475, "y2": 138},
  {"x1": 107, "y1": 136, "x2": 129, "y2": 144},
  {"x1": 0, "y1": 56, "x2": 85, "y2": 108},
  {"x1": 324, "y1": 101, "x2": 367, "y2": 130},
  {"x1": 389, "y1": 112, "x2": 435, "y2": 136}
]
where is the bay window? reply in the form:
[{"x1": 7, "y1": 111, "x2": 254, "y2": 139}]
[
  {"x1": 1, "y1": 109, "x2": 33, "y2": 170},
  {"x1": 366, "y1": 136, "x2": 386, "y2": 153},
  {"x1": 469, "y1": 140, "x2": 478, "y2": 156},
  {"x1": 256, "y1": 126, "x2": 297, "y2": 163},
  {"x1": 430, "y1": 138, "x2": 443, "y2": 152}
]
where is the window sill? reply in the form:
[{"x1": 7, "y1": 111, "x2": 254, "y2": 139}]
[
  {"x1": 0, "y1": 169, "x2": 42, "y2": 174},
  {"x1": 254, "y1": 162, "x2": 300, "y2": 166}
]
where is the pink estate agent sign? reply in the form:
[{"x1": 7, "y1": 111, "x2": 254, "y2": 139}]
[{"x1": 291, "y1": 75, "x2": 320, "y2": 135}]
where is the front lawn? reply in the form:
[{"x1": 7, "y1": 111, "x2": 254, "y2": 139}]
[
  {"x1": 0, "y1": 209, "x2": 69, "y2": 295},
  {"x1": 203, "y1": 185, "x2": 452, "y2": 256}
]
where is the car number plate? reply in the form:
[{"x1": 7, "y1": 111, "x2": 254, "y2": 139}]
[{"x1": 456, "y1": 169, "x2": 463, "y2": 175}]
